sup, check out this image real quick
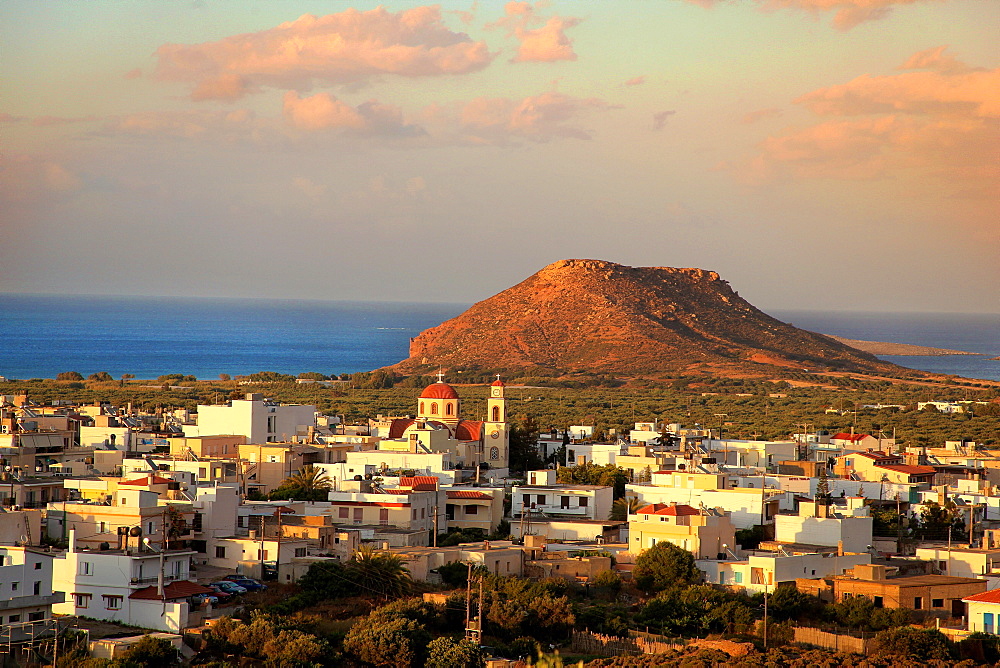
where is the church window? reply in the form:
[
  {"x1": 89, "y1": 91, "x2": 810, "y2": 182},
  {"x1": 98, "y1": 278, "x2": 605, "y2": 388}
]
[
  {"x1": 430, "y1": 403, "x2": 439, "y2": 415},
  {"x1": 490, "y1": 447, "x2": 499, "y2": 460},
  {"x1": 446, "y1": 403, "x2": 454, "y2": 416},
  {"x1": 420, "y1": 402, "x2": 425, "y2": 414},
  {"x1": 492, "y1": 406, "x2": 500, "y2": 422}
]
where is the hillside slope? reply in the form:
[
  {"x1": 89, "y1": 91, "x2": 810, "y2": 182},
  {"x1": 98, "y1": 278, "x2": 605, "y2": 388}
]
[{"x1": 391, "y1": 259, "x2": 905, "y2": 377}]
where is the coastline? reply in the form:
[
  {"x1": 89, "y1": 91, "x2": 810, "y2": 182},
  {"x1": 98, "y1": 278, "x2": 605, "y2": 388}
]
[{"x1": 828, "y1": 335, "x2": 981, "y2": 357}]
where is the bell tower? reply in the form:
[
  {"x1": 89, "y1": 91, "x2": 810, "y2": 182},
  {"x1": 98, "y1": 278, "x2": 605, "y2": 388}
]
[{"x1": 485, "y1": 376, "x2": 509, "y2": 468}]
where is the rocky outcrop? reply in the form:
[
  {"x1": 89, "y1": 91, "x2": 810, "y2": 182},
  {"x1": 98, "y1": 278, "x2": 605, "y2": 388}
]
[{"x1": 391, "y1": 259, "x2": 903, "y2": 377}]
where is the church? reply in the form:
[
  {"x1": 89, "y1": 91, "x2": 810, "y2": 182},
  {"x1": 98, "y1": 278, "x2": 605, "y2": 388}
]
[{"x1": 381, "y1": 375, "x2": 510, "y2": 475}]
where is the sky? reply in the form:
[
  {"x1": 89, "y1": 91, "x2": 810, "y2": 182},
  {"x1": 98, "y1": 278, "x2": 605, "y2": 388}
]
[{"x1": 1, "y1": 0, "x2": 998, "y2": 314}]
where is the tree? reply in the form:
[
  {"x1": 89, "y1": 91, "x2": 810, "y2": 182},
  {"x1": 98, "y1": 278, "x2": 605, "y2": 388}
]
[
  {"x1": 609, "y1": 496, "x2": 641, "y2": 521},
  {"x1": 557, "y1": 462, "x2": 628, "y2": 499},
  {"x1": 508, "y1": 415, "x2": 542, "y2": 473},
  {"x1": 218, "y1": 373, "x2": 231, "y2": 381},
  {"x1": 343, "y1": 615, "x2": 430, "y2": 668},
  {"x1": 269, "y1": 465, "x2": 333, "y2": 502},
  {"x1": 870, "y1": 627, "x2": 953, "y2": 661},
  {"x1": 87, "y1": 371, "x2": 113, "y2": 382},
  {"x1": 56, "y1": 371, "x2": 84, "y2": 381},
  {"x1": 112, "y1": 635, "x2": 179, "y2": 668},
  {"x1": 632, "y1": 542, "x2": 701, "y2": 594},
  {"x1": 816, "y1": 468, "x2": 830, "y2": 499},
  {"x1": 298, "y1": 371, "x2": 330, "y2": 380},
  {"x1": 425, "y1": 637, "x2": 485, "y2": 668},
  {"x1": 349, "y1": 545, "x2": 411, "y2": 599},
  {"x1": 206, "y1": 613, "x2": 325, "y2": 666},
  {"x1": 918, "y1": 500, "x2": 966, "y2": 541}
]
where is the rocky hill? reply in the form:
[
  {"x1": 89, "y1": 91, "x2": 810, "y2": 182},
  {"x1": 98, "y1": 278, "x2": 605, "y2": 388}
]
[{"x1": 391, "y1": 259, "x2": 905, "y2": 377}]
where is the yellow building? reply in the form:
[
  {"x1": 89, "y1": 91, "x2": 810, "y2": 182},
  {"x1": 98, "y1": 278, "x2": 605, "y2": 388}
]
[
  {"x1": 628, "y1": 502, "x2": 735, "y2": 559},
  {"x1": 168, "y1": 435, "x2": 245, "y2": 459}
]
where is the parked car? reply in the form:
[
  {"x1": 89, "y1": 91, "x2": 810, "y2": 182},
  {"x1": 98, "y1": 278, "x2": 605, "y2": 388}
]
[
  {"x1": 211, "y1": 581, "x2": 248, "y2": 595},
  {"x1": 191, "y1": 593, "x2": 219, "y2": 606},
  {"x1": 224, "y1": 576, "x2": 268, "y2": 591},
  {"x1": 206, "y1": 584, "x2": 233, "y2": 601}
]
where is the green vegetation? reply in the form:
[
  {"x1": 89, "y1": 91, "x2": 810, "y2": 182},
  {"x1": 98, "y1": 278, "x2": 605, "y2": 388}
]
[
  {"x1": 632, "y1": 542, "x2": 701, "y2": 594},
  {"x1": 269, "y1": 465, "x2": 334, "y2": 502}
]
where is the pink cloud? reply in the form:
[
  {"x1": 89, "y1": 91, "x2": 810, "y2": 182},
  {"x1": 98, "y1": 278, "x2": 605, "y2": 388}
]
[
  {"x1": 624, "y1": 76, "x2": 646, "y2": 87},
  {"x1": 105, "y1": 109, "x2": 261, "y2": 140},
  {"x1": 491, "y1": 2, "x2": 581, "y2": 63},
  {"x1": 31, "y1": 115, "x2": 96, "y2": 127},
  {"x1": 741, "y1": 108, "x2": 783, "y2": 124},
  {"x1": 453, "y1": 91, "x2": 612, "y2": 143},
  {"x1": 0, "y1": 113, "x2": 27, "y2": 123},
  {"x1": 154, "y1": 7, "x2": 494, "y2": 99},
  {"x1": 190, "y1": 74, "x2": 256, "y2": 102},
  {"x1": 123, "y1": 68, "x2": 143, "y2": 80},
  {"x1": 741, "y1": 49, "x2": 999, "y2": 190},
  {"x1": 283, "y1": 92, "x2": 418, "y2": 135},
  {"x1": 681, "y1": 0, "x2": 931, "y2": 30}
]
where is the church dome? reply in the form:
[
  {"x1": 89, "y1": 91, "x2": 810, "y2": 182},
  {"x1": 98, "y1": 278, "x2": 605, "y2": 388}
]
[
  {"x1": 420, "y1": 382, "x2": 459, "y2": 399},
  {"x1": 491, "y1": 379, "x2": 505, "y2": 387}
]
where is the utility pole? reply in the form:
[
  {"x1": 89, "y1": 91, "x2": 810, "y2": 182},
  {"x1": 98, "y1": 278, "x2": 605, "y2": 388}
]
[
  {"x1": 477, "y1": 576, "x2": 484, "y2": 645},
  {"x1": 762, "y1": 583, "x2": 769, "y2": 649},
  {"x1": 464, "y1": 563, "x2": 472, "y2": 641},
  {"x1": 432, "y1": 505, "x2": 438, "y2": 548},
  {"x1": 275, "y1": 508, "x2": 283, "y2": 583}
]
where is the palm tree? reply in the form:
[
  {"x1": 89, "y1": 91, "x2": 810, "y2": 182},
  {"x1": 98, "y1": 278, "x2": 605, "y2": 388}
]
[
  {"x1": 349, "y1": 545, "x2": 411, "y2": 599},
  {"x1": 274, "y1": 465, "x2": 333, "y2": 501},
  {"x1": 609, "y1": 496, "x2": 642, "y2": 521}
]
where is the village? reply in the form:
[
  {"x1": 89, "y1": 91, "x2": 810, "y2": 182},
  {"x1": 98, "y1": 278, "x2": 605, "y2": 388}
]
[{"x1": 2, "y1": 378, "x2": 1000, "y2": 665}]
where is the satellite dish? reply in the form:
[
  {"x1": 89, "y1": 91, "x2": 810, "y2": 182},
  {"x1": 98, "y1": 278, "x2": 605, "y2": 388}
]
[{"x1": 129, "y1": 526, "x2": 142, "y2": 537}]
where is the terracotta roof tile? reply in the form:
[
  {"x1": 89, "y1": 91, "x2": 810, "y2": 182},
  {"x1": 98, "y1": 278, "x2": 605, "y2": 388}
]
[
  {"x1": 635, "y1": 503, "x2": 700, "y2": 516},
  {"x1": 129, "y1": 580, "x2": 213, "y2": 600}
]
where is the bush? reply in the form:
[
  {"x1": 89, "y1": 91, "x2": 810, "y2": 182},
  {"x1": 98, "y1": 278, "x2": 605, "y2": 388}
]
[
  {"x1": 870, "y1": 626, "x2": 953, "y2": 661},
  {"x1": 632, "y1": 542, "x2": 701, "y2": 594}
]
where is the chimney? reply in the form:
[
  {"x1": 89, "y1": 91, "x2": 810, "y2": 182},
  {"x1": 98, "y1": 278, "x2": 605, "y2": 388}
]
[
  {"x1": 837, "y1": 540, "x2": 844, "y2": 556},
  {"x1": 69, "y1": 528, "x2": 77, "y2": 553}
]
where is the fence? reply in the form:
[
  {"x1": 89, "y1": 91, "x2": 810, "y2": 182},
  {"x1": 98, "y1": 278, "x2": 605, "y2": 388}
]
[
  {"x1": 792, "y1": 626, "x2": 871, "y2": 654},
  {"x1": 570, "y1": 630, "x2": 687, "y2": 657}
]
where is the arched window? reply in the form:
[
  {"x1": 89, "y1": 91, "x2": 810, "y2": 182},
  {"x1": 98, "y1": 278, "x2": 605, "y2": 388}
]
[
  {"x1": 430, "y1": 402, "x2": 438, "y2": 415},
  {"x1": 492, "y1": 406, "x2": 500, "y2": 422},
  {"x1": 490, "y1": 447, "x2": 500, "y2": 460},
  {"x1": 419, "y1": 402, "x2": 425, "y2": 414},
  {"x1": 446, "y1": 403, "x2": 454, "y2": 416}
]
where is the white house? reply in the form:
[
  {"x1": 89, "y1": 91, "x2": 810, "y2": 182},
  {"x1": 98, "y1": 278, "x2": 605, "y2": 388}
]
[
  {"x1": 698, "y1": 551, "x2": 872, "y2": 594},
  {"x1": 964, "y1": 590, "x2": 1000, "y2": 633},
  {"x1": 773, "y1": 498, "x2": 873, "y2": 554},
  {"x1": 186, "y1": 394, "x2": 317, "y2": 444},
  {"x1": 563, "y1": 443, "x2": 620, "y2": 467},
  {"x1": 627, "y1": 483, "x2": 787, "y2": 529},
  {"x1": 51, "y1": 530, "x2": 210, "y2": 632},
  {"x1": 0, "y1": 546, "x2": 63, "y2": 643},
  {"x1": 512, "y1": 470, "x2": 613, "y2": 521}
]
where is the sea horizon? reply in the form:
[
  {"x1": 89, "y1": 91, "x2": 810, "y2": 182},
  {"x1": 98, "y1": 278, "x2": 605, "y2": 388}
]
[{"x1": 1, "y1": 293, "x2": 997, "y2": 382}]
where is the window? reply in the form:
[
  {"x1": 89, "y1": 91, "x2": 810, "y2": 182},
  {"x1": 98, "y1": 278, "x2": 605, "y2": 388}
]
[
  {"x1": 561, "y1": 496, "x2": 570, "y2": 509},
  {"x1": 11, "y1": 582, "x2": 18, "y2": 591},
  {"x1": 412, "y1": 509, "x2": 417, "y2": 520},
  {"x1": 446, "y1": 403, "x2": 454, "y2": 416},
  {"x1": 579, "y1": 497, "x2": 588, "y2": 508},
  {"x1": 353, "y1": 508, "x2": 363, "y2": 523},
  {"x1": 490, "y1": 447, "x2": 499, "y2": 460},
  {"x1": 34, "y1": 561, "x2": 41, "y2": 570},
  {"x1": 199, "y1": 468, "x2": 207, "y2": 478},
  {"x1": 379, "y1": 508, "x2": 389, "y2": 526},
  {"x1": 914, "y1": 597, "x2": 923, "y2": 610},
  {"x1": 147, "y1": 521, "x2": 155, "y2": 535},
  {"x1": 74, "y1": 593, "x2": 92, "y2": 608},
  {"x1": 8, "y1": 615, "x2": 20, "y2": 623},
  {"x1": 216, "y1": 546, "x2": 227, "y2": 559},
  {"x1": 78, "y1": 561, "x2": 93, "y2": 575},
  {"x1": 536, "y1": 495, "x2": 544, "y2": 505},
  {"x1": 568, "y1": 450, "x2": 575, "y2": 462},
  {"x1": 492, "y1": 406, "x2": 500, "y2": 421},
  {"x1": 28, "y1": 612, "x2": 44, "y2": 622},
  {"x1": 99, "y1": 522, "x2": 107, "y2": 533},
  {"x1": 522, "y1": 494, "x2": 531, "y2": 508},
  {"x1": 932, "y1": 598, "x2": 944, "y2": 608},
  {"x1": 421, "y1": 508, "x2": 425, "y2": 519},
  {"x1": 339, "y1": 507, "x2": 349, "y2": 519},
  {"x1": 465, "y1": 505, "x2": 478, "y2": 516},
  {"x1": 294, "y1": 548, "x2": 307, "y2": 558},
  {"x1": 267, "y1": 455, "x2": 279, "y2": 463},
  {"x1": 430, "y1": 403, "x2": 439, "y2": 415},
  {"x1": 874, "y1": 596, "x2": 884, "y2": 608},
  {"x1": 33, "y1": 581, "x2": 41, "y2": 595},
  {"x1": 267, "y1": 416, "x2": 276, "y2": 433},
  {"x1": 103, "y1": 595, "x2": 122, "y2": 610},
  {"x1": 734, "y1": 572, "x2": 743, "y2": 584}
]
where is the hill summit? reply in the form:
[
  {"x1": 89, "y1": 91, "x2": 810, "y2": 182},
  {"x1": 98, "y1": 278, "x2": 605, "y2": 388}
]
[{"x1": 392, "y1": 259, "x2": 899, "y2": 377}]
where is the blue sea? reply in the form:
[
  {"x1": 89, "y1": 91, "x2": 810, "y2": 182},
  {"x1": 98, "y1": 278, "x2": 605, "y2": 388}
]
[{"x1": 0, "y1": 294, "x2": 997, "y2": 381}]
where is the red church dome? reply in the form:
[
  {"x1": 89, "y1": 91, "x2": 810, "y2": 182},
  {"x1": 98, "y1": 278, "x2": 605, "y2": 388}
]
[
  {"x1": 420, "y1": 382, "x2": 459, "y2": 399},
  {"x1": 491, "y1": 379, "x2": 505, "y2": 387}
]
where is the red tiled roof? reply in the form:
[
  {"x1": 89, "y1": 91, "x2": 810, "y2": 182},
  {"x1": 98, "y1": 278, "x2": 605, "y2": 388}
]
[
  {"x1": 120, "y1": 476, "x2": 173, "y2": 486},
  {"x1": 636, "y1": 503, "x2": 700, "y2": 516},
  {"x1": 387, "y1": 419, "x2": 415, "y2": 439},
  {"x1": 420, "y1": 382, "x2": 459, "y2": 399},
  {"x1": 129, "y1": 580, "x2": 213, "y2": 600},
  {"x1": 455, "y1": 420, "x2": 483, "y2": 441},
  {"x1": 447, "y1": 490, "x2": 493, "y2": 500},
  {"x1": 965, "y1": 590, "x2": 1000, "y2": 604},
  {"x1": 401, "y1": 476, "x2": 439, "y2": 491},
  {"x1": 832, "y1": 433, "x2": 869, "y2": 442},
  {"x1": 876, "y1": 464, "x2": 936, "y2": 475}
]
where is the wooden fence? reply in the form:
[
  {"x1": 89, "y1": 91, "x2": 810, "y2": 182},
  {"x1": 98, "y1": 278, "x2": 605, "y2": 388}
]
[{"x1": 792, "y1": 626, "x2": 871, "y2": 654}]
